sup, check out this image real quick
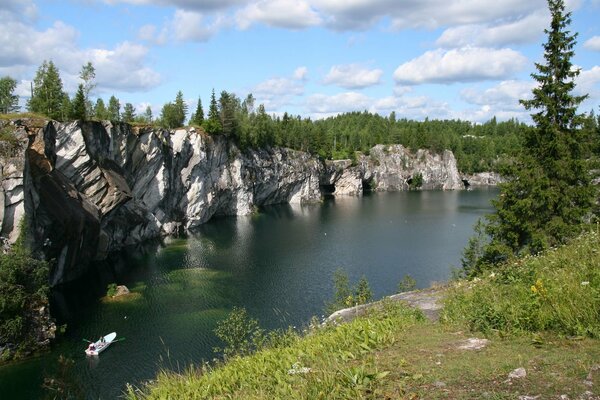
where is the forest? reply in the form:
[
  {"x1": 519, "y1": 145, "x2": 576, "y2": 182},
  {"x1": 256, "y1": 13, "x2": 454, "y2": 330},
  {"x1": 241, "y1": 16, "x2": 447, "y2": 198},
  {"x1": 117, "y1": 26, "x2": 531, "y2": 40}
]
[{"x1": 1, "y1": 61, "x2": 599, "y2": 174}]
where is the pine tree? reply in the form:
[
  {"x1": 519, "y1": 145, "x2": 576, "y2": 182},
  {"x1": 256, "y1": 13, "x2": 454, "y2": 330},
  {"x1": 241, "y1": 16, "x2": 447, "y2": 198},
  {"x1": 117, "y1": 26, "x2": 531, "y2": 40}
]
[
  {"x1": 27, "y1": 60, "x2": 67, "y2": 120},
  {"x1": 69, "y1": 84, "x2": 87, "y2": 120},
  {"x1": 203, "y1": 89, "x2": 222, "y2": 134},
  {"x1": 94, "y1": 98, "x2": 109, "y2": 120},
  {"x1": 190, "y1": 96, "x2": 204, "y2": 126},
  {"x1": 122, "y1": 103, "x2": 136, "y2": 123},
  {"x1": 0, "y1": 77, "x2": 19, "y2": 114},
  {"x1": 483, "y1": 0, "x2": 594, "y2": 263},
  {"x1": 108, "y1": 95, "x2": 120, "y2": 121}
]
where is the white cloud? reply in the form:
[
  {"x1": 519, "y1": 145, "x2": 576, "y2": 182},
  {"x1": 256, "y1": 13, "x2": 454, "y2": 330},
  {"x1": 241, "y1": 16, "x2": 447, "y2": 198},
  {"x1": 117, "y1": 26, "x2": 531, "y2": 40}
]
[
  {"x1": 584, "y1": 36, "x2": 600, "y2": 52},
  {"x1": 576, "y1": 66, "x2": 600, "y2": 99},
  {"x1": 293, "y1": 66, "x2": 308, "y2": 81},
  {"x1": 393, "y1": 47, "x2": 528, "y2": 85},
  {"x1": 170, "y1": 10, "x2": 227, "y2": 42},
  {"x1": 436, "y1": 11, "x2": 547, "y2": 48},
  {"x1": 252, "y1": 72, "x2": 307, "y2": 112},
  {"x1": 236, "y1": 0, "x2": 321, "y2": 29},
  {"x1": 323, "y1": 64, "x2": 383, "y2": 89},
  {"x1": 304, "y1": 91, "x2": 451, "y2": 120},
  {"x1": 0, "y1": 17, "x2": 161, "y2": 94},
  {"x1": 0, "y1": 0, "x2": 38, "y2": 21},
  {"x1": 310, "y1": 0, "x2": 546, "y2": 31},
  {"x1": 103, "y1": 0, "x2": 245, "y2": 12},
  {"x1": 461, "y1": 80, "x2": 535, "y2": 110}
]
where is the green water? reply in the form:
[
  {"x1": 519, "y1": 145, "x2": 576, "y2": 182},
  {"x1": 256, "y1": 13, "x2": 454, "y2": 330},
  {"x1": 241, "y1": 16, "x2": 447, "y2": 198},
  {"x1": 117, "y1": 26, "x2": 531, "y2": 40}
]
[{"x1": 0, "y1": 189, "x2": 497, "y2": 399}]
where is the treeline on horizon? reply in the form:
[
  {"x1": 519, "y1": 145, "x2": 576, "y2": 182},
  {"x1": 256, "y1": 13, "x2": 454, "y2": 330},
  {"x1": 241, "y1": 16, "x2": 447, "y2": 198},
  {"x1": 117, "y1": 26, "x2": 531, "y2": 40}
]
[{"x1": 1, "y1": 60, "x2": 599, "y2": 174}]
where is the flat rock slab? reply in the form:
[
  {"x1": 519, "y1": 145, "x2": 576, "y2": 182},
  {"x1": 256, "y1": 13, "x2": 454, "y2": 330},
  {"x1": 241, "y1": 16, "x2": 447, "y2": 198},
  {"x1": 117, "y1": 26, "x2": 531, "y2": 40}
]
[{"x1": 326, "y1": 287, "x2": 446, "y2": 324}]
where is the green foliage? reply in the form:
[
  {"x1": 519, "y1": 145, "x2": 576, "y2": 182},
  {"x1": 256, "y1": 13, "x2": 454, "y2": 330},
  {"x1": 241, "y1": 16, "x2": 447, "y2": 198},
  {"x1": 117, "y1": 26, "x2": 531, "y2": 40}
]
[
  {"x1": 108, "y1": 95, "x2": 120, "y2": 121},
  {"x1": 460, "y1": 219, "x2": 490, "y2": 278},
  {"x1": 443, "y1": 230, "x2": 600, "y2": 338},
  {"x1": 482, "y1": 0, "x2": 595, "y2": 262},
  {"x1": 69, "y1": 84, "x2": 86, "y2": 120},
  {"x1": 326, "y1": 269, "x2": 374, "y2": 313},
  {"x1": 189, "y1": 96, "x2": 204, "y2": 126},
  {"x1": 79, "y1": 62, "x2": 96, "y2": 116},
  {"x1": 27, "y1": 60, "x2": 68, "y2": 120},
  {"x1": 0, "y1": 244, "x2": 49, "y2": 353},
  {"x1": 41, "y1": 355, "x2": 83, "y2": 399},
  {"x1": 93, "y1": 98, "x2": 109, "y2": 120},
  {"x1": 106, "y1": 283, "x2": 118, "y2": 297},
  {"x1": 0, "y1": 76, "x2": 19, "y2": 114},
  {"x1": 127, "y1": 302, "x2": 422, "y2": 400},
  {"x1": 204, "y1": 89, "x2": 222, "y2": 135},
  {"x1": 409, "y1": 173, "x2": 423, "y2": 190},
  {"x1": 397, "y1": 275, "x2": 417, "y2": 293},
  {"x1": 159, "y1": 91, "x2": 187, "y2": 129},
  {"x1": 122, "y1": 103, "x2": 136, "y2": 123},
  {"x1": 213, "y1": 306, "x2": 265, "y2": 359}
]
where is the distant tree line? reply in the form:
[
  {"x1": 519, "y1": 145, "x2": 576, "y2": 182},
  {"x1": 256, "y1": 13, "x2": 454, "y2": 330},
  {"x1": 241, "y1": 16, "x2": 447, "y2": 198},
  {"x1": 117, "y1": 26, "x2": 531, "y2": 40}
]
[{"x1": 1, "y1": 59, "x2": 598, "y2": 174}]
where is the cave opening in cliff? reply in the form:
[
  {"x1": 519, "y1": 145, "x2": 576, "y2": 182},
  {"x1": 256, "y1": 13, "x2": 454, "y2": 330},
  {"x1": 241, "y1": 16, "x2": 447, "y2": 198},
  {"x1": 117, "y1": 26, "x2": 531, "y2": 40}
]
[
  {"x1": 320, "y1": 184, "x2": 335, "y2": 198},
  {"x1": 362, "y1": 179, "x2": 374, "y2": 194}
]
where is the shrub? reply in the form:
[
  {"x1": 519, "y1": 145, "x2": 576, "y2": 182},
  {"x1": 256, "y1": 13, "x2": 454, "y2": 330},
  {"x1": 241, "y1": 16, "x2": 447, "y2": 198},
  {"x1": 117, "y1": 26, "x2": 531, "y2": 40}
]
[
  {"x1": 326, "y1": 270, "x2": 374, "y2": 314},
  {"x1": 397, "y1": 275, "x2": 416, "y2": 293},
  {"x1": 106, "y1": 283, "x2": 118, "y2": 297}
]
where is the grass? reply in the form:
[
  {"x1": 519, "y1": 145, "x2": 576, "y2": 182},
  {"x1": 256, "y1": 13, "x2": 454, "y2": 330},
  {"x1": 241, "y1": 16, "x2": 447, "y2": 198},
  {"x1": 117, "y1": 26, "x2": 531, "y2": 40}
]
[{"x1": 126, "y1": 231, "x2": 600, "y2": 399}]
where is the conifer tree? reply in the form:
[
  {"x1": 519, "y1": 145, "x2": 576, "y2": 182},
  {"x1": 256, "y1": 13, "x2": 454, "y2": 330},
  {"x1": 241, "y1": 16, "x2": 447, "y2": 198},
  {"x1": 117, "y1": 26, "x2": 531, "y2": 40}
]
[
  {"x1": 143, "y1": 105, "x2": 153, "y2": 123},
  {"x1": 28, "y1": 60, "x2": 67, "y2": 120},
  {"x1": 94, "y1": 98, "x2": 109, "y2": 120},
  {"x1": 190, "y1": 96, "x2": 204, "y2": 126},
  {"x1": 108, "y1": 95, "x2": 120, "y2": 121},
  {"x1": 174, "y1": 90, "x2": 187, "y2": 127},
  {"x1": 203, "y1": 89, "x2": 222, "y2": 134},
  {"x1": 122, "y1": 103, "x2": 136, "y2": 123},
  {"x1": 483, "y1": 0, "x2": 594, "y2": 264},
  {"x1": 69, "y1": 84, "x2": 87, "y2": 120}
]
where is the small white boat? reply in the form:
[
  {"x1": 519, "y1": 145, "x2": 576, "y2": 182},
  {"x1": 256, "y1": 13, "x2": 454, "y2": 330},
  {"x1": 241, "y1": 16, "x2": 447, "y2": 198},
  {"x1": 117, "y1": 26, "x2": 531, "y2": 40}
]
[{"x1": 85, "y1": 332, "x2": 117, "y2": 356}]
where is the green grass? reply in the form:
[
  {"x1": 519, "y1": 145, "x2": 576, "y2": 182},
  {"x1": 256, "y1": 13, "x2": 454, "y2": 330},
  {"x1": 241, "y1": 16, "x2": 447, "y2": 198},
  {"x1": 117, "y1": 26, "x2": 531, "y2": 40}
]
[{"x1": 442, "y1": 230, "x2": 600, "y2": 338}]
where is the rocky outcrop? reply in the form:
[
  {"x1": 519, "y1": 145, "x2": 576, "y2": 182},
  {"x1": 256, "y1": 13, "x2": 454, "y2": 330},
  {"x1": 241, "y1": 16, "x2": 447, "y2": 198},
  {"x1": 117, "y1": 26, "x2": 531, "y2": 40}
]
[
  {"x1": 322, "y1": 144, "x2": 464, "y2": 196},
  {"x1": 461, "y1": 172, "x2": 505, "y2": 187},
  {"x1": 2, "y1": 120, "x2": 472, "y2": 285}
]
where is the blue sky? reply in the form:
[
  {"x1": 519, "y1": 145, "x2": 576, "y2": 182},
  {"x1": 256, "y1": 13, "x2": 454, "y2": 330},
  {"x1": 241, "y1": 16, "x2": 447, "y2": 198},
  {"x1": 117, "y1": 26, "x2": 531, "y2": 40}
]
[{"x1": 1, "y1": 0, "x2": 599, "y2": 123}]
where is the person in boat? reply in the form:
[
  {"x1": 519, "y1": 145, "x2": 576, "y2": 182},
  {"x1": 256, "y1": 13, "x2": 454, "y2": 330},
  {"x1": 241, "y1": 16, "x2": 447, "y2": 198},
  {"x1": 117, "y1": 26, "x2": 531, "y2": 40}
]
[{"x1": 88, "y1": 343, "x2": 96, "y2": 351}]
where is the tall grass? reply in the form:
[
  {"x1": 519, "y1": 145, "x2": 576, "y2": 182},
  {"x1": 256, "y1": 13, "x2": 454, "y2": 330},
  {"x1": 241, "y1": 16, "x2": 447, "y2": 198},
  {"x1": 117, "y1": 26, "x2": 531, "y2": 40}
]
[
  {"x1": 126, "y1": 302, "x2": 423, "y2": 399},
  {"x1": 442, "y1": 230, "x2": 600, "y2": 338}
]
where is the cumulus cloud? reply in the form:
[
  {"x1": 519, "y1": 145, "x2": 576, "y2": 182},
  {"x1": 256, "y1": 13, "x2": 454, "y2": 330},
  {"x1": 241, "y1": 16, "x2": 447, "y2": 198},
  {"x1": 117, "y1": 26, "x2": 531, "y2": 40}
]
[
  {"x1": 323, "y1": 64, "x2": 383, "y2": 89},
  {"x1": 393, "y1": 47, "x2": 528, "y2": 85},
  {"x1": 293, "y1": 66, "x2": 308, "y2": 81},
  {"x1": 103, "y1": 0, "x2": 245, "y2": 12},
  {"x1": 236, "y1": 0, "x2": 321, "y2": 29},
  {"x1": 584, "y1": 36, "x2": 600, "y2": 52},
  {"x1": 436, "y1": 11, "x2": 547, "y2": 48},
  {"x1": 0, "y1": 16, "x2": 161, "y2": 94},
  {"x1": 170, "y1": 10, "x2": 228, "y2": 42},
  {"x1": 461, "y1": 80, "x2": 535, "y2": 110},
  {"x1": 575, "y1": 66, "x2": 600, "y2": 99},
  {"x1": 304, "y1": 91, "x2": 451, "y2": 120}
]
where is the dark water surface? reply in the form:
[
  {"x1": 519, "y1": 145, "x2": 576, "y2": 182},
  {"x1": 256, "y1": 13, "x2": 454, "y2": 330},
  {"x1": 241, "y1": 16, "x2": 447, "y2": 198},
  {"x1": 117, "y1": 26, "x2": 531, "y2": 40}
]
[{"x1": 0, "y1": 189, "x2": 497, "y2": 399}]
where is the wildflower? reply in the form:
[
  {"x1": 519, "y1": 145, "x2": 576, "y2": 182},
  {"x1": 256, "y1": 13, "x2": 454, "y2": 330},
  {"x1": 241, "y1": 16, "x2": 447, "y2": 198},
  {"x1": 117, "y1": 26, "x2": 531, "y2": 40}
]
[
  {"x1": 581, "y1": 281, "x2": 590, "y2": 286},
  {"x1": 288, "y1": 362, "x2": 311, "y2": 375},
  {"x1": 489, "y1": 272, "x2": 496, "y2": 278}
]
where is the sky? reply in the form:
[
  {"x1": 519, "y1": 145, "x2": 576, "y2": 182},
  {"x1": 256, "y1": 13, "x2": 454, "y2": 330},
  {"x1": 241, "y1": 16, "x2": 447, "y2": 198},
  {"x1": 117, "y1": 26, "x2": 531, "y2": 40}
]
[{"x1": 1, "y1": 0, "x2": 599, "y2": 123}]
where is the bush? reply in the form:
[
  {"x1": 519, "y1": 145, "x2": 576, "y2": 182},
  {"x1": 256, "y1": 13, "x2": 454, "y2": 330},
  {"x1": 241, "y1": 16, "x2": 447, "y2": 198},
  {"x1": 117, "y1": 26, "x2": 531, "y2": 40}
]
[
  {"x1": 106, "y1": 283, "x2": 118, "y2": 297},
  {"x1": 442, "y1": 231, "x2": 600, "y2": 338},
  {"x1": 326, "y1": 269, "x2": 374, "y2": 314},
  {"x1": 397, "y1": 275, "x2": 416, "y2": 293},
  {"x1": 213, "y1": 307, "x2": 265, "y2": 359}
]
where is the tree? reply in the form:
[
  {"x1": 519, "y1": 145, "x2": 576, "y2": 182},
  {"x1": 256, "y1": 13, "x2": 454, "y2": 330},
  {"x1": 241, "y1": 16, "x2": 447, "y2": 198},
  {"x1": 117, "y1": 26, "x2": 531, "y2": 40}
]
[
  {"x1": 122, "y1": 103, "x2": 136, "y2": 123},
  {"x1": 27, "y1": 60, "x2": 67, "y2": 120},
  {"x1": 107, "y1": 95, "x2": 120, "y2": 121},
  {"x1": 69, "y1": 84, "x2": 86, "y2": 120},
  {"x1": 143, "y1": 105, "x2": 153, "y2": 123},
  {"x1": 483, "y1": 0, "x2": 594, "y2": 263},
  {"x1": 0, "y1": 77, "x2": 19, "y2": 114},
  {"x1": 174, "y1": 90, "x2": 188, "y2": 127},
  {"x1": 93, "y1": 98, "x2": 109, "y2": 120},
  {"x1": 159, "y1": 102, "x2": 179, "y2": 129},
  {"x1": 190, "y1": 96, "x2": 204, "y2": 126},
  {"x1": 203, "y1": 89, "x2": 222, "y2": 134},
  {"x1": 79, "y1": 62, "x2": 96, "y2": 115}
]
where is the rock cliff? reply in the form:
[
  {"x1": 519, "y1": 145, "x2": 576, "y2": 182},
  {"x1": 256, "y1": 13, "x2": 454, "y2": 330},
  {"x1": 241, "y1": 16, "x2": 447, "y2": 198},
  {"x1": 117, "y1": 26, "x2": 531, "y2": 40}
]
[{"x1": 1, "y1": 120, "x2": 468, "y2": 285}]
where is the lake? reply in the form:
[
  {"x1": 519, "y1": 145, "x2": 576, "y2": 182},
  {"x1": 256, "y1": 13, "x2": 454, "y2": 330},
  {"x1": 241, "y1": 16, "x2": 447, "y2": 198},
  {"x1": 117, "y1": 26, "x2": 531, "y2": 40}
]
[{"x1": 0, "y1": 189, "x2": 497, "y2": 399}]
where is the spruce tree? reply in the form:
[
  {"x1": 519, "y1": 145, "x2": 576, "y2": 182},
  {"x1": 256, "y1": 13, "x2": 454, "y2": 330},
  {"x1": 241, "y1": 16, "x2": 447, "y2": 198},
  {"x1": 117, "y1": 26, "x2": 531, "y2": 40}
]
[
  {"x1": 483, "y1": 0, "x2": 594, "y2": 263},
  {"x1": 190, "y1": 96, "x2": 204, "y2": 126},
  {"x1": 107, "y1": 95, "x2": 120, "y2": 121},
  {"x1": 203, "y1": 89, "x2": 222, "y2": 134},
  {"x1": 122, "y1": 103, "x2": 136, "y2": 123},
  {"x1": 94, "y1": 98, "x2": 109, "y2": 120},
  {"x1": 173, "y1": 91, "x2": 187, "y2": 127},
  {"x1": 70, "y1": 84, "x2": 87, "y2": 120}
]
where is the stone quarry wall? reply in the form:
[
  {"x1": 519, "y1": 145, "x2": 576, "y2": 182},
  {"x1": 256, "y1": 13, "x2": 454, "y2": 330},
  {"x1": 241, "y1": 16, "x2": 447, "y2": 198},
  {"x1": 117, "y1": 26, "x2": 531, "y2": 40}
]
[{"x1": 1, "y1": 119, "x2": 469, "y2": 285}]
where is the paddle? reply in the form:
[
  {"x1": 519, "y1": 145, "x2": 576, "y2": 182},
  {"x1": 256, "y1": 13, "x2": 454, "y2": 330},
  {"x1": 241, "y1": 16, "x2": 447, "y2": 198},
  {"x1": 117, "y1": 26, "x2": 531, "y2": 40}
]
[
  {"x1": 82, "y1": 339, "x2": 93, "y2": 343},
  {"x1": 112, "y1": 337, "x2": 126, "y2": 343}
]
